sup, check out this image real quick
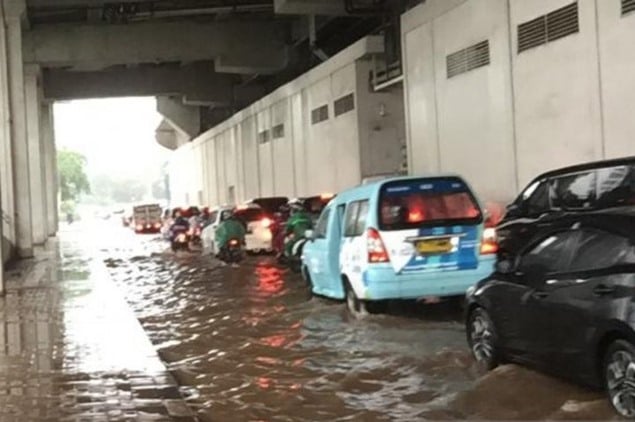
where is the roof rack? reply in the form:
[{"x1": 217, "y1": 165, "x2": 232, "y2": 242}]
[{"x1": 361, "y1": 173, "x2": 402, "y2": 185}]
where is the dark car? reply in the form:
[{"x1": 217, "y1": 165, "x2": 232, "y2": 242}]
[
  {"x1": 465, "y1": 208, "x2": 635, "y2": 418},
  {"x1": 246, "y1": 197, "x2": 289, "y2": 216},
  {"x1": 497, "y1": 156, "x2": 635, "y2": 259},
  {"x1": 300, "y1": 193, "x2": 335, "y2": 222}
]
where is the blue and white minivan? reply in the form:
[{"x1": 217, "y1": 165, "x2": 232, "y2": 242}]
[{"x1": 301, "y1": 176, "x2": 496, "y2": 314}]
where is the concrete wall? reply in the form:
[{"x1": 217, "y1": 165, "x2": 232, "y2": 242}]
[
  {"x1": 596, "y1": 0, "x2": 635, "y2": 159},
  {"x1": 356, "y1": 59, "x2": 406, "y2": 179},
  {"x1": 510, "y1": 0, "x2": 603, "y2": 187},
  {"x1": 169, "y1": 36, "x2": 405, "y2": 206},
  {"x1": 402, "y1": 0, "x2": 635, "y2": 203},
  {"x1": 0, "y1": 7, "x2": 15, "y2": 263}
]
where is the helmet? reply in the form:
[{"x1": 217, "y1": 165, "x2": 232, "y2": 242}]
[
  {"x1": 288, "y1": 198, "x2": 304, "y2": 213},
  {"x1": 221, "y1": 209, "x2": 235, "y2": 221}
]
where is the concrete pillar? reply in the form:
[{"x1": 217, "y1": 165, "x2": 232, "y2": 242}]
[
  {"x1": 0, "y1": 3, "x2": 8, "y2": 293},
  {"x1": 24, "y1": 65, "x2": 47, "y2": 245},
  {"x1": 5, "y1": 5, "x2": 32, "y2": 257},
  {"x1": 41, "y1": 103, "x2": 56, "y2": 237},
  {"x1": 51, "y1": 106, "x2": 58, "y2": 234},
  {"x1": 156, "y1": 96, "x2": 201, "y2": 139}
]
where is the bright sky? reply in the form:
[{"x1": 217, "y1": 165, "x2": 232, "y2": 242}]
[{"x1": 53, "y1": 97, "x2": 171, "y2": 182}]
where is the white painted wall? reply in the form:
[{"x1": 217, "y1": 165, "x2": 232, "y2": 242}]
[
  {"x1": 356, "y1": 59, "x2": 405, "y2": 180},
  {"x1": 257, "y1": 108, "x2": 274, "y2": 197},
  {"x1": 510, "y1": 0, "x2": 603, "y2": 188},
  {"x1": 597, "y1": 1, "x2": 635, "y2": 159},
  {"x1": 169, "y1": 36, "x2": 405, "y2": 205},
  {"x1": 271, "y1": 98, "x2": 295, "y2": 195},
  {"x1": 402, "y1": 0, "x2": 635, "y2": 204}
]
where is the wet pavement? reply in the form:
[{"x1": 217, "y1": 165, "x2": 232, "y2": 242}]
[
  {"x1": 95, "y1": 219, "x2": 619, "y2": 421},
  {"x1": 0, "y1": 224, "x2": 195, "y2": 421}
]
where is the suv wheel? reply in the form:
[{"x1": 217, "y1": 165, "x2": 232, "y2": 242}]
[
  {"x1": 467, "y1": 307, "x2": 499, "y2": 370},
  {"x1": 605, "y1": 340, "x2": 635, "y2": 418}
]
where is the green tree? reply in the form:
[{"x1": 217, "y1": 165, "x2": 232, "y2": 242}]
[
  {"x1": 57, "y1": 149, "x2": 90, "y2": 202},
  {"x1": 111, "y1": 178, "x2": 147, "y2": 203},
  {"x1": 151, "y1": 178, "x2": 167, "y2": 200}
]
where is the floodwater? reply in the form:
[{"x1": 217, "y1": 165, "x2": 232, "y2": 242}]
[{"x1": 95, "y1": 220, "x2": 617, "y2": 421}]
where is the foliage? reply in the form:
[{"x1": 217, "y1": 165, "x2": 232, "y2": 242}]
[
  {"x1": 60, "y1": 200, "x2": 75, "y2": 215},
  {"x1": 112, "y1": 178, "x2": 146, "y2": 203},
  {"x1": 152, "y1": 178, "x2": 167, "y2": 200},
  {"x1": 57, "y1": 149, "x2": 90, "y2": 202},
  {"x1": 90, "y1": 173, "x2": 147, "y2": 204}
]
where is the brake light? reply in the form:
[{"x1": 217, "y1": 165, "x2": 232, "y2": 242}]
[
  {"x1": 229, "y1": 239, "x2": 239, "y2": 246},
  {"x1": 480, "y1": 228, "x2": 498, "y2": 255},
  {"x1": 367, "y1": 228, "x2": 390, "y2": 263},
  {"x1": 135, "y1": 225, "x2": 143, "y2": 231},
  {"x1": 154, "y1": 223, "x2": 162, "y2": 229},
  {"x1": 261, "y1": 217, "x2": 272, "y2": 229},
  {"x1": 407, "y1": 209, "x2": 425, "y2": 223}
]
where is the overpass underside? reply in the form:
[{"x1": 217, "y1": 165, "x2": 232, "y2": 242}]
[{"x1": 0, "y1": 0, "x2": 399, "y2": 292}]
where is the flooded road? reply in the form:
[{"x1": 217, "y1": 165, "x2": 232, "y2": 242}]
[{"x1": 95, "y1": 221, "x2": 616, "y2": 421}]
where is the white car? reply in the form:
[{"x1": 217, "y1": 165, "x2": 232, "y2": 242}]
[{"x1": 201, "y1": 205, "x2": 273, "y2": 255}]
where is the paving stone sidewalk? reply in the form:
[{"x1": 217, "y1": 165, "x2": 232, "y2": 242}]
[{"x1": 0, "y1": 235, "x2": 197, "y2": 422}]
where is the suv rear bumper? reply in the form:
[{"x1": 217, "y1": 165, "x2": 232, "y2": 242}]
[{"x1": 361, "y1": 256, "x2": 495, "y2": 300}]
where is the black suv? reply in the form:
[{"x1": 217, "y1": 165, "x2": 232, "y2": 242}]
[
  {"x1": 497, "y1": 157, "x2": 635, "y2": 258},
  {"x1": 466, "y1": 208, "x2": 635, "y2": 418}
]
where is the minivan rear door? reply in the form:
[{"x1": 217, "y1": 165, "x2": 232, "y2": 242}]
[{"x1": 378, "y1": 178, "x2": 483, "y2": 274}]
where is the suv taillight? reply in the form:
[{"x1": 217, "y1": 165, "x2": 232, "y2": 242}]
[
  {"x1": 480, "y1": 228, "x2": 498, "y2": 255},
  {"x1": 367, "y1": 228, "x2": 390, "y2": 263}
]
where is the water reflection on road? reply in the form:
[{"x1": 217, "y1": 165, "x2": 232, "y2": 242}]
[{"x1": 97, "y1": 221, "x2": 615, "y2": 421}]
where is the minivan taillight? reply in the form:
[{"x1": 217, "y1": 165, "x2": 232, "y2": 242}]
[
  {"x1": 480, "y1": 228, "x2": 498, "y2": 255},
  {"x1": 367, "y1": 228, "x2": 390, "y2": 263}
]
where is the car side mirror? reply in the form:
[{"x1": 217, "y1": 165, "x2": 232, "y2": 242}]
[
  {"x1": 495, "y1": 259, "x2": 513, "y2": 274},
  {"x1": 305, "y1": 230, "x2": 314, "y2": 240},
  {"x1": 505, "y1": 203, "x2": 521, "y2": 217}
]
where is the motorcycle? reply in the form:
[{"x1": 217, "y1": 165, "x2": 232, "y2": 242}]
[
  {"x1": 170, "y1": 224, "x2": 190, "y2": 252},
  {"x1": 282, "y1": 233, "x2": 308, "y2": 273},
  {"x1": 217, "y1": 238, "x2": 244, "y2": 266},
  {"x1": 188, "y1": 217, "x2": 204, "y2": 246}
]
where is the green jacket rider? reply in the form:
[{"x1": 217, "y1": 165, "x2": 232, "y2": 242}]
[
  {"x1": 284, "y1": 202, "x2": 313, "y2": 256},
  {"x1": 215, "y1": 212, "x2": 246, "y2": 250}
]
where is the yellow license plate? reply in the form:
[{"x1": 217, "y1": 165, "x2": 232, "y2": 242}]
[{"x1": 416, "y1": 238, "x2": 453, "y2": 255}]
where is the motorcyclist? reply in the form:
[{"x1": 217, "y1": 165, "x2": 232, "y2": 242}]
[
  {"x1": 171, "y1": 208, "x2": 188, "y2": 225},
  {"x1": 214, "y1": 209, "x2": 246, "y2": 267},
  {"x1": 169, "y1": 210, "x2": 190, "y2": 238},
  {"x1": 273, "y1": 204, "x2": 290, "y2": 259},
  {"x1": 283, "y1": 199, "x2": 313, "y2": 258}
]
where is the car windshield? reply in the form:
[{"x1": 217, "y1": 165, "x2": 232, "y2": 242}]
[
  {"x1": 234, "y1": 208, "x2": 264, "y2": 222},
  {"x1": 379, "y1": 178, "x2": 482, "y2": 230}
]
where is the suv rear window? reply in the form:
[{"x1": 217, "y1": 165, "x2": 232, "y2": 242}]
[
  {"x1": 379, "y1": 178, "x2": 482, "y2": 231},
  {"x1": 249, "y1": 197, "x2": 288, "y2": 214},
  {"x1": 234, "y1": 208, "x2": 264, "y2": 222}
]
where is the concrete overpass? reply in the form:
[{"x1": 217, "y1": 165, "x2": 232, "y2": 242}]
[{"x1": 0, "y1": 0, "x2": 406, "y2": 292}]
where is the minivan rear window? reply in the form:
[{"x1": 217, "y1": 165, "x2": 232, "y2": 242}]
[
  {"x1": 249, "y1": 197, "x2": 288, "y2": 214},
  {"x1": 379, "y1": 178, "x2": 482, "y2": 230},
  {"x1": 235, "y1": 208, "x2": 264, "y2": 222}
]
